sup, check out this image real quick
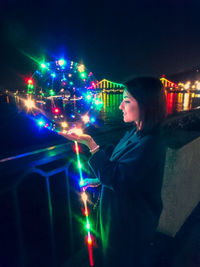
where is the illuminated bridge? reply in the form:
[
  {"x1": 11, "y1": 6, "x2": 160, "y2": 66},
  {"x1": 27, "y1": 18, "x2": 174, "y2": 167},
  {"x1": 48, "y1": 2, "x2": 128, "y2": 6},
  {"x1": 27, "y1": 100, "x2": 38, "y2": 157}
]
[
  {"x1": 96, "y1": 79, "x2": 124, "y2": 92},
  {"x1": 160, "y1": 77, "x2": 177, "y2": 88},
  {"x1": 96, "y1": 77, "x2": 177, "y2": 93}
]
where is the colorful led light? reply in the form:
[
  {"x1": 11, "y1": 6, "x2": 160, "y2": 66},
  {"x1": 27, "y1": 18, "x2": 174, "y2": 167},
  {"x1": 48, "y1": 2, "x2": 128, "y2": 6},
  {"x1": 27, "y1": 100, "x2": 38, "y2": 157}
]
[
  {"x1": 51, "y1": 73, "x2": 56, "y2": 78},
  {"x1": 38, "y1": 120, "x2": 45, "y2": 126},
  {"x1": 78, "y1": 162, "x2": 82, "y2": 169},
  {"x1": 91, "y1": 82, "x2": 96, "y2": 87},
  {"x1": 82, "y1": 192, "x2": 88, "y2": 202},
  {"x1": 24, "y1": 99, "x2": 35, "y2": 109},
  {"x1": 90, "y1": 117, "x2": 95, "y2": 123},
  {"x1": 61, "y1": 121, "x2": 68, "y2": 128},
  {"x1": 82, "y1": 114, "x2": 90, "y2": 123},
  {"x1": 50, "y1": 90, "x2": 55, "y2": 96},
  {"x1": 73, "y1": 144, "x2": 80, "y2": 153},
  {"x1": 28, "y1": 79, "x2": 33, "y2": 84},
  {"x1": 79, "y1": 180, "x2": 84, "y2": 186},
  {"x1": 86, "y1": 94, "x2": 92, "y2": 100},
  {"x1": 58, "y1": 59, "x2": 66, "y2": 66},
  {"x1": 81, "y1": 72, "x2": 86, "y2": 78},
  {"x1": 84, "y1": 208, "x2": 89, "y2": 216},
  {"x1": 40, "y1": 63, "x2": 47, "y2": 69},
  {"x1": 95, "y1": 99, "x2": 100, "y2": 105},
  {"x1": 87, "y1": 234, "x2": 92, "y2": 245},
  {"x1": 87, "y1": 234, "x2": 94, "y2": 266},
  {"x1": 53, "y1": 107, "x2": 60, "y2": 114},
  {"x1": 86, "y1": 220, "x2": 91, "y2": 230},
  {"x1": 78, "y1": 64, "x2": 85, "y2": 72}
]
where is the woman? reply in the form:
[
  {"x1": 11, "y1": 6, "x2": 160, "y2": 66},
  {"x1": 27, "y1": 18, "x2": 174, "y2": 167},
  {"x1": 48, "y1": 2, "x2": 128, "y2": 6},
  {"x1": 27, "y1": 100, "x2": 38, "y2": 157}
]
[{"x1": 61, "y1": 77, "x2": 166, "y2": 266}]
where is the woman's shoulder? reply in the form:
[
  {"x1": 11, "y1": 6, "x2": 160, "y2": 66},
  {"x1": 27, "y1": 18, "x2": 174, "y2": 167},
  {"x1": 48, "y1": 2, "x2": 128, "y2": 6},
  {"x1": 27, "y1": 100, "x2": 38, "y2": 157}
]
[{"x1": 135, "y1": 128, "x2": 165, "y2": 152}]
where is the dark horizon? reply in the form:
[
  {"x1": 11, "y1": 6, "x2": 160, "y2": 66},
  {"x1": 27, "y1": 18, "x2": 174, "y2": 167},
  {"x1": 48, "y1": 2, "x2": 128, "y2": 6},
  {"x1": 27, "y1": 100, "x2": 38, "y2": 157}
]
[{"x1": 1, "y1": 0, "x2": 200, "y2": 90}]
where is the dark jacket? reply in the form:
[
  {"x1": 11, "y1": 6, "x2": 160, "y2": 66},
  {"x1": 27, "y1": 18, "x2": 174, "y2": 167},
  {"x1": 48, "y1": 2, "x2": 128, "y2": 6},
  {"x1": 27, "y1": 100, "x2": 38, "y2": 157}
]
[{"x1": 89, "y1": 127, "x2": 166, "y2": 267}]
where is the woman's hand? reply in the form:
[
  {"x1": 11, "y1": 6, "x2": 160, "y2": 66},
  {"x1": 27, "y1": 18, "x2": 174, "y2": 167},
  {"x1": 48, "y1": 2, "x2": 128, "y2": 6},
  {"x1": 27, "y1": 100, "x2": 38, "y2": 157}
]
[
  {"x1": 59, "y1": 129, "x2": 99, "y2": 154},
  {"x1": 59, "y1": 131, "x2": 92, "y2": 147},
  {"x1": 80, "y1": 178, "x2": 101, "y2": 190}
]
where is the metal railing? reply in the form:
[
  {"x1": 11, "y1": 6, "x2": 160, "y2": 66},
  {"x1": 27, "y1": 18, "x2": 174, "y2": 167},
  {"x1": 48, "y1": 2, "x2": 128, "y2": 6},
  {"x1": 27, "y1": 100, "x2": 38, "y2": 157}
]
[{"x1": 0, "y1": 142, "x2": 95, "y2": 267}]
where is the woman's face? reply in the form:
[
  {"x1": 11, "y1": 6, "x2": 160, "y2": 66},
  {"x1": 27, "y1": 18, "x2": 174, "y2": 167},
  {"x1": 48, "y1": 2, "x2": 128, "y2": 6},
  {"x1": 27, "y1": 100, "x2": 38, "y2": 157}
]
[{"x1": 119, "y1": 90, "x2": 140, "y2": 123}]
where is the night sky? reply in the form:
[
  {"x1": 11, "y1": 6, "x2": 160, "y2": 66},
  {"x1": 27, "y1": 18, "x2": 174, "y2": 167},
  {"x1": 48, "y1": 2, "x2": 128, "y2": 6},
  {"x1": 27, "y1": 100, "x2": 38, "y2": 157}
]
[{"x1": 0, "y1": 0, "x2": 200, "y2": 90}]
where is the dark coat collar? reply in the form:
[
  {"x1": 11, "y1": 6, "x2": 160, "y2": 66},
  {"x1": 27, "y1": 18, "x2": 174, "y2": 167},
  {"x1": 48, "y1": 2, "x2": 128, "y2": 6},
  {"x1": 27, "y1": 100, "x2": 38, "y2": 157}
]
[{"x1": 110, "y1": 127, "x2": 141, "y2": 161}]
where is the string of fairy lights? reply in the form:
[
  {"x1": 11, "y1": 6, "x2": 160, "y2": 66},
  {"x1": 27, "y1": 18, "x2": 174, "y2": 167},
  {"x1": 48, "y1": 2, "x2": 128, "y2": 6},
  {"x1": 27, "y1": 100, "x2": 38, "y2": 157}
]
[
  {"x1": 24, "y1": 58, "x2": 102, "y2": 133},
  {"x1": 74, "y1": 141, "x2": 94, "y2": 266},
  {"x1": 23, "y1": 57, "x2": 103, "y2": 266}
]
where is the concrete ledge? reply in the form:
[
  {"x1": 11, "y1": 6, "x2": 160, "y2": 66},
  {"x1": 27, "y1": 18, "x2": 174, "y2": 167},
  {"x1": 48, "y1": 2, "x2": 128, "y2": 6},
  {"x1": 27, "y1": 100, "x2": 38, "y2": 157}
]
[{"x1": 158, "y1": 136, "x2": 200, "y2": 237}]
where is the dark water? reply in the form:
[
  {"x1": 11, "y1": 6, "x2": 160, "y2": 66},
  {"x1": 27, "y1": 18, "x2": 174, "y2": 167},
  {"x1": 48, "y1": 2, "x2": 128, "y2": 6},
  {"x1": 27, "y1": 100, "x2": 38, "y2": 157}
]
[{"x1": 0, "y1": 91, "x2": 200, "y2": 158}]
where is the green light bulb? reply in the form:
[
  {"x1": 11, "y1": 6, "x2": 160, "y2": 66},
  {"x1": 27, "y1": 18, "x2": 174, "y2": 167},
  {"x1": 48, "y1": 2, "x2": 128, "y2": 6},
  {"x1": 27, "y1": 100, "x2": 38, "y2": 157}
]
[
  {"x1": 78, "y1": 162, "x2": 82, "y2": 169},
  {"x1": 86, "y1": 94, "x2": 92, "y2": 100},
  {"x1": 40, "y1": 63, "x2": 47, "y2": 69},
  {"x1": 86, "y1": 221, "x2": 90, "y2": 230},
  {"x1": 81, "y1": 72, "x2": 86, "y2": 78},
  {"x1": 38, "y1": 120, "x2": 45, "y2": 126},
  {"x1": 50, "y1": 90, "x2": 55, "y2": 96}
]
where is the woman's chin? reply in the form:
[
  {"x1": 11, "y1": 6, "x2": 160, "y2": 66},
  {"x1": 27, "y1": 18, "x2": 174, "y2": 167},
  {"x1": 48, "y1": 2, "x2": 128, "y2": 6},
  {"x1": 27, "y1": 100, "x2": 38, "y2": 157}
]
[
  {"x1": 123, "y1": 118, "x2": 129, "y2": 123},
  {"x1": 123, "y1": 117, "x2": 134, "y2": 124}
]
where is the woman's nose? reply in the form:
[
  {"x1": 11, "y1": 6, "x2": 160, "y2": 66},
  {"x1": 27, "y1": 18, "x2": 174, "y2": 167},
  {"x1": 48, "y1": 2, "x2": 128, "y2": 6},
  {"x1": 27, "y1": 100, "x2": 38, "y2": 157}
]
[{"x1": 119, "y1": 102, "x2": 123, "y2": 110}]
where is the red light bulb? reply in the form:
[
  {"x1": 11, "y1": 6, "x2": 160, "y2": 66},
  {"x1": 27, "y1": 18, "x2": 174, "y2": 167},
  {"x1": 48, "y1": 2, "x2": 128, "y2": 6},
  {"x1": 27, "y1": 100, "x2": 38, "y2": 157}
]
[
  {"x1": 27, "y1": 79, "x2": 33, "y2": 84},
  {"x1": 53, "y1": 107, "x2": 60, "y2": 114}
]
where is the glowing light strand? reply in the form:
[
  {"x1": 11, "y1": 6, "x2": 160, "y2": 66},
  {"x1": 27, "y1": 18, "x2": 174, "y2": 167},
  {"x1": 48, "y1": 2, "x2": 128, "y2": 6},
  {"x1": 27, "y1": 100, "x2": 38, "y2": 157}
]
[{"x1": 74, "y1": 141, "x2": 94, "y2": 266}]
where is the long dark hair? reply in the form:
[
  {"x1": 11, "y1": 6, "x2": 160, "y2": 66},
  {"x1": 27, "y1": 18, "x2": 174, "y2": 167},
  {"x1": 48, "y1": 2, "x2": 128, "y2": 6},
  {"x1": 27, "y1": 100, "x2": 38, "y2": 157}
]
[{"x1": 124, "y1": 77, "x2": 166, "y2": 133}]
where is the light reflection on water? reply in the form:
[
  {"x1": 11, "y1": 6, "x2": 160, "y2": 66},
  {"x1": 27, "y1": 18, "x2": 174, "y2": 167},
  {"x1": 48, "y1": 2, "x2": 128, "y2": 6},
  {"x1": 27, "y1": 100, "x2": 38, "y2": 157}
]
[
  {"x1": 166, "y1": 91, "x2": 200, "y2": 115},
  {"x1": 98, "y1": 91, "x2": 200, "y2": 125},
  {"x1": 4, "y1": 91, "x2": 200, "y2": 126},
  {"x1": 99, "y1": 92, "x2": 123, "y2": 124}
]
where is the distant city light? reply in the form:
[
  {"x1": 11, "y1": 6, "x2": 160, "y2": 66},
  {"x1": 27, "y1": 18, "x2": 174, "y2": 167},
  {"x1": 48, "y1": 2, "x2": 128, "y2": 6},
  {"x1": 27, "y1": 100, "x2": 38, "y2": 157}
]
[
  {"x1": 184, "y1": 82, "x2": 190, "y2": 90},
  {"x1": 196, "y1": 82, "x2": 200, "y2": 90}
]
